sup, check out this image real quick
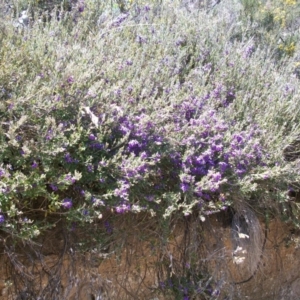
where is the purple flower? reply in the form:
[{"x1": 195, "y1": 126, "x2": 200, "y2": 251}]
[
  {"x1": 140, "y1": 151, "x2": 148, "y2": 159},
  {"x1": 0, "y1": 214, "x2": 5, "y2": 224},
  {"x1": 46, "y1": 129, "x2": 53, "y2": 140},
  {"x1": 136, "y1": 35, "x2": 147, "y2": 44},
  {"x1": 128, "y1": 139, "x2": 141, "y2": 155},
  {"x1": 243, "y1": 44, "x2": 255, "y2": 58},
  {"x1": 211, "y1": 172, "x2": 221, "y2": 182},
  {"x1": 114, "y1": 180, "x2": 130, "y2": 200},
  {"x1": 65, "y1": 174, "x2": 76, "y2": 184},
  {"x1": 137, "y1": 164, "x2": 148, "y2": 174},
  {"x1": 175, "y1": 38, "x2": 186, "y2": 47},
  {"x1": 114, "y1": 89, "x2": 121, "y2": 96},
  {"x1": 78, "y1": 0, "x2": 85, "y2": 12},
  {"x1": 82, "y1": 209, "x2": 89, "y2": 216},
  {"x1": 62, "y1": 198, "x2": 73, "y2": 209},
  {"x1": 212, "y1": 84, "x2": 223, "y2": 99},
  {"x1": 145, "y1": 195, "x2": 154, "y2": 202},
  {"x1": 115, "y1": 203, "x2": 130, "y2": 214},
  {"x1": 50, "y1": 183, "x2": 58, "y2": 191},
  {"x1": 180, "y1": 182, "x2": 190, "y2": 192},
  {"x1": 89, "y1": 134, "x2": 96, "y2": 141},
  {"x1": 219, "y1": 162, "x2": 228, "y2": 173},
  {"x1": 112, "y1": 13, "x2": 128, "y2": 27},
  {"x1": 64, "y1": 153, "x2": 73, "y2": 163},
  {"x1": 91, "y1": 197, "x2": 105, "y2": 207},
  {"x1": 236, "y1": 168, "x2": 246, "y2": 176},
  {"x1": 211, "y1": 144, "x2": 223, "y2": 152},
  {"x1": 90, "y1": 142, "x2": 104, "y2": 150},
  {"x1": 67, "y1": 76, "x2": 74, "y2": 84},
  {"x1": 0, "y1": 169, "x2": 5, "y2": 177},
  {"x1": 233, "y1": 133, "x2": 244, "y2": 144},
  {"x1": 31, "y1": 161, "x2": 38, "y2": 169}
]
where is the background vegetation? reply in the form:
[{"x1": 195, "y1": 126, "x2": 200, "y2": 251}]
[{"x1": 0, "y1": 0, "x2": 300, "y2": 298}]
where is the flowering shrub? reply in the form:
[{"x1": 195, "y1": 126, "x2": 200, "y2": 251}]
[
  {"x1": 1, "y1": 0, "x2": 300, "y2": 298},
  {"x1": 0, "y1": 0, "x2": 299, "y2": 236}
]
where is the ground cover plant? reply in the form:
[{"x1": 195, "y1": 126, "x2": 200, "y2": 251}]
[{"x1": 1, "y1": 0, "x2": 300, "y2": 298}]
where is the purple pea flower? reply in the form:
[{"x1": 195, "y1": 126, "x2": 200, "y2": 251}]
[
  {"x1": 50, "y1": 183, "x2": 58, "y2": 191},
  {"x1": 180, "y1": 182, "x2": 190, "y2": 192},
  {"x1": 65, "y1": 174, "x2": 76, "y2": 184},
  {"x1": 128, "y1": 139, "x2": 141, "y2": 155},
  {"x1": 82, "y1": 209, "x2": 89, "y2": 216},
  {"x1": 212, "y1": 172, "x2": 221, "y2": 182},
  {"x1": 243, "y1": 44, "x2": 255, "y2": 58},
  {"x1": 90, "y1": 142, "x2": 104, "y2": 150},
  {"x1": 211, "y1": 143, "x2": 223, "y2": 152},
  {"x1": 62, "y1": 198, "x2": 73, "y2": 209},
  {"x1": 145, "y1": 195, "x2": 154, "y2": 202},
  {"x1": 140, "y1": 151, "x2": 148, "y2": 159},
  {"x1": 219, "y1": 162, "x2": 228, "y2": 173},
  {"x1": 89, "y1": 134, "x2": 96, "y2": 141},
  {"x1": 67, "y1": 76, "x2": 74, "y2": 84},
  {"x1": 136, "y1": 35, "x2": 147, "y2": 44},
  {"x1": 78, "y1": 0, "x2": 85, "y2": 12},
  {"x1": 31, "y1": 161, "x2": 38, "y2": 169},
  {"x1": 115, "y1": 203, "x2": 130, "y2": 214},
  {"x1": 0, "y1": 214, "x2": 5, "y2": 224},
  {"x1": 64, "y1": 153, "x2": 73, "y2": 163}
]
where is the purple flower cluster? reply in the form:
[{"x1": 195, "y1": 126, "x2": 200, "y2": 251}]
[
  {"x1": 114, "y1": 180, "x2": 130, "y2": 201},
  {"x1": 117, "y1": 113, "x2": 162, "y2": 157},
  {"x1": 167, "y1": 96, "x2": 266, "y2": 202},
  {"x1": 115, "y1": 203, "x2": 131, "y2": 214}
]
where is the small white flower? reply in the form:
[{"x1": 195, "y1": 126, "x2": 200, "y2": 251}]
[
  {"x1": 238, "y1": 233, "x2": 249, "y2": 239},
  {"x1": 233, "y1": 256, "x2": 246, "y2": 265}
]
